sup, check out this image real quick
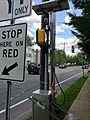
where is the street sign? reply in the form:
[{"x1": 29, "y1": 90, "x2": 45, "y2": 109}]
[
  {"x1": 13, "y1": 0, "x2": 32, "y2": 19},
  {"x1": 0, "y1": 23, "x2": 27, "y2": 81},
  {"x1": 0, "y1": 0, "x2": 32, "y2": 22}
]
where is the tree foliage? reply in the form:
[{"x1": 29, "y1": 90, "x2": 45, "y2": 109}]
[
  {"x1": 66, "y1": 0, "x2": 90, "y2": 56},
  {"x1": 26, "y1": 35, "x2": 34, "y2": 46},
  {"x1": 55, "y1": 49, "x2": 66, "y2": 65}
]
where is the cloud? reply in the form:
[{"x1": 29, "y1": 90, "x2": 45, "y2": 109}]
[
  {"x1": 55, "y1": 36, "x2": 78, "y2": 55},
  {"x1": 14, "y1": 9, "x2": 41, "y2": 40},
  {"x1": 64, "y1": 15, "x2": 71, "y2": 23},
  {"x1": 16, "y1": 10, "x2": 41, "y2": 30},
  {"x1": 27, "y1": 31, "x2": 34, "y2": 37},
  {"x1": 56, "y1": 25, "x2": 64, "y2": 33}
]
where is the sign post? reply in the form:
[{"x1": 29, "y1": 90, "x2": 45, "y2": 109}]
[
  {"x1": 5, "y1": 19, "x2": 14, "y2": 120},
  {"x1": 6, "y1": 81, "x2": 12, "y2": 120}
]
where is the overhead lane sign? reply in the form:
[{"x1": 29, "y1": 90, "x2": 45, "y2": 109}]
[
  {"x1": 0, "y1": 0, "x2": 32, "y2": 22},
  {"x1": 0, "y1": 23, "x2": 27, "y2": 81}
]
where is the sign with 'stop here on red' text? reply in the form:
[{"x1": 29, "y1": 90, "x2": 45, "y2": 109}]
[{"x1": 0, "y1": 23, "x2": 27, "y2": 81}]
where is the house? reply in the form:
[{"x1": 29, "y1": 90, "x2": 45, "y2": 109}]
[{"x1": 26, "y1": 46, "x2": 40, "y2": 67}]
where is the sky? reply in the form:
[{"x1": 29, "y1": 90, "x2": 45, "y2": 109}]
[{"x1": 0, "y1": 0, "x2": 82, "y2": 56}]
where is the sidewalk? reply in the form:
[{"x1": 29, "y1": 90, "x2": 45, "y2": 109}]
[{"x1": 64, "y1": 76, "x2": 90, "y2": 120}]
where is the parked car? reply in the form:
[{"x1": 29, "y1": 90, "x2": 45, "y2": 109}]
[
  {"x1": 27, "y1": 62, "x2": 40, "y2": 74},
  {"x1": 82, "y1": 65, "x2": 89, "y2": 69},
  {"x1": 59, "y1": 64, "x2": 67, "y2": 69}
]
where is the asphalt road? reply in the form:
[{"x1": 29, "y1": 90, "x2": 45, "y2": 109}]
[{"x1": 0, "y1": 66, "x2": 86, "y2": 120}]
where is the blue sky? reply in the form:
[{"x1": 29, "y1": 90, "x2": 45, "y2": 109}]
[{"x1": 0, "y1": 0, "x2": 82, "y2": 55}]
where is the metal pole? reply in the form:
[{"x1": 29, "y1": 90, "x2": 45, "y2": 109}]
[
  {"x1": 6, "y1": 81, "x2": 12, "y2": 120},
  {"x1": 50, "y1": 12, "x2": 56, "y2": 120},
  {"x1": 6, "y1": 0, "x2": 15, "y2": 119},
  {"x1": 6, "y1": 19, "x2": 15, "y2": 120},
  {"x1": 44, "y1": 14, "x2": 49, "y2": 91},
  {"x1": 40, "y1": 7, "x2": 45, "y2": 90},
  {"x1": 50, "y1": 12, "x2": 56, "y2": 85},
  {"x1": 40, "y1": 0, "x2": 49, "y2": 90},
  {"x1": 40, "y1": 46, "x2": 45, "y2": 90}
]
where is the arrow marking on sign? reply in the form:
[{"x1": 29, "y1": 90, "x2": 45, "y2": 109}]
[{"x1": 2, "y1": 62, "x2": 18, "y2": 75}]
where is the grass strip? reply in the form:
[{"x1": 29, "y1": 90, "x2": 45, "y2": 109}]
[
  {"x1": 26, "y1": 116, "x2": 32, "y2": 120},
  {"x1": 56, "y1": 73, "x2": 89, "y2": 120}
]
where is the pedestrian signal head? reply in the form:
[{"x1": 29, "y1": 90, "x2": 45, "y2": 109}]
[{"x1": 36, "y1": 29, "x2": 45, "y2": 46}]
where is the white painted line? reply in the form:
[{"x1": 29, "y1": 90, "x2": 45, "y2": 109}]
[
  {"x1": 11, "y1": 97, "x2": 14, "y2": 100},
  {"x1": 55, "y1": 72, "x2": 83, "y2": 87},
  {"x1": 0, "y1": 98, "x2": 29, "y2": 114},
  {"x1": 10, "y1": 98, "x2": 29, "y2": 109},
  {"x1": 0, "y1": 109, "x2": 5, "y2": 114},
  {"x1": 22, "y1": 91, "x2": 25, "y2": 94},
  {"x1": 17, "y1": 94, "x2": 21, "y2": 96}
]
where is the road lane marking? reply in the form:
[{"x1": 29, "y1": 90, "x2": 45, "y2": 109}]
[
  {"x1": 0, "y1": 71, "x2": 85, "y2": 114},
  {"x1": 0, "y1": 98, "x2": 29, "y2": 114},
  {"x1": 11, "y1": 97, "x2": 14, "y2": 100},
  {"x1": 10, "y1": 98, "x2": 29, "y2": 109},
  {"x1": 0, "y1": 109, "x2": 5, "y2": 114},
  {"x1": 55, "y1": 72, "x2": 83, "y2": 87}
]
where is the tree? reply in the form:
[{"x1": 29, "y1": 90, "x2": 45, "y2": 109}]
[
  {"x1": 26, "y1": 35, "x2": 34, "y2": 46},
  {"x1": 66, "y1": 0, "x2": 90, "y2": 56},
  {"x1": 55, "y1": 49, "x2": 65, "y2": 65}
]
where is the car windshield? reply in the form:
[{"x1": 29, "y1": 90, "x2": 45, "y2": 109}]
[{"x1": 30, "y1": 63, "x2": 37, "y2": 65}]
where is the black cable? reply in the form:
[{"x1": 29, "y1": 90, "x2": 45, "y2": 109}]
[
  {"x1": 53, "y1": 67, "x2": 66, "y2": 106},
  {"x1": 52, "y1": 102, "x2": 68, "y2": 115}
]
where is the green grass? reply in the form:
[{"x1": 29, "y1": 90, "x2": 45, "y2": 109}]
[
  {"x1": 26, "y1": 116, "x2": 32, "y2": 120},
  {"x1": 26, "y1": 73, "x2": 89, "y2": 120},
  {"x1": 56, "y1": 73, "x2": 89, "y2": 120}
]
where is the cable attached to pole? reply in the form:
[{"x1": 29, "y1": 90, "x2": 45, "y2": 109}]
[{"x1": 53, "y1": 67, "x2": 66, "y2": 106}]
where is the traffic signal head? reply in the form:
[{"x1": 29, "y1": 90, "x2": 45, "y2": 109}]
[{"x1": 36, "y1": 29, "x2": 45, "y2": 46}]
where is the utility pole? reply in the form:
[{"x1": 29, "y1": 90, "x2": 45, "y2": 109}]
[
  {"x1": 50, "y1": 12, "x2": 56, "y2": 120},
  {"x1": 50, "y1": 12, "x2": 56, "y2": 89}
]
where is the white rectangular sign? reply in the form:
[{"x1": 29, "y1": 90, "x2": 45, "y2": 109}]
[
  {"x1": 0, "y1": 23, "x2": 27, "y2": 81},
  {"x1": 0, "y1": 0, "x2": 32, "y2": 22},
  {"x1": 13, "y1": 0, "x2": 32, "y2": 19}
]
